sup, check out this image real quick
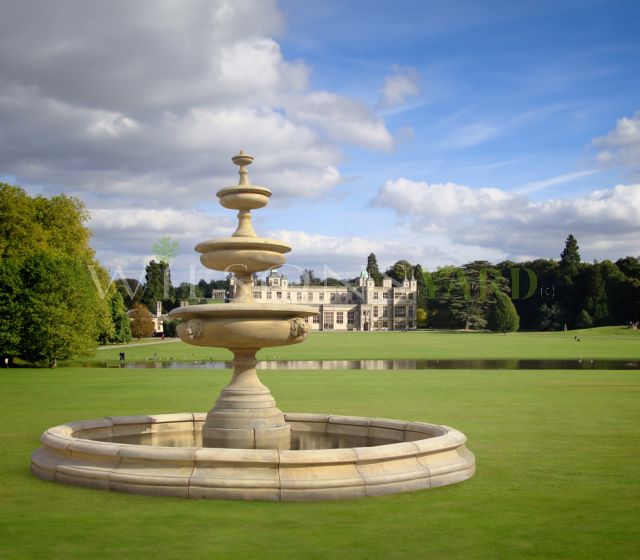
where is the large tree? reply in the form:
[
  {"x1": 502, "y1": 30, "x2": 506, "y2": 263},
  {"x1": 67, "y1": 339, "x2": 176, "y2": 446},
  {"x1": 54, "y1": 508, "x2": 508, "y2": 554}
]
[
  {"x1": 19, "y1": 253, "x2": 100, "y2": 367},
  {"x1": 0, "y1": 184, "x2": 113, "y2": 365},
  {"x1": 560, "y1": 233, "x2": 581, "y2": 279}
]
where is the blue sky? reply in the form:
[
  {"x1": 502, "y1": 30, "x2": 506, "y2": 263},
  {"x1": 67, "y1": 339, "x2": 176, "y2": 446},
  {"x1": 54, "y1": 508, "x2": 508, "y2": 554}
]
[{"x1": 1, "y1": 0, "x2": 638, "y2": 283}]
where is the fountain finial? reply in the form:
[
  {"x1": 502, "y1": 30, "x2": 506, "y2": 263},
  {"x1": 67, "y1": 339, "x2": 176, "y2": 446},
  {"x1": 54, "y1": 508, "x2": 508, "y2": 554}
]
[{"x1": 232, "y1": 151, "x2": 253, "y2": 186}]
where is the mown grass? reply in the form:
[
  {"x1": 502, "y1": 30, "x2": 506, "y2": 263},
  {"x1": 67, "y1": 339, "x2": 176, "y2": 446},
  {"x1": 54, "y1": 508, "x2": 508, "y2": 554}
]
[
  {"x1": 87, "y1": 327, "x2": 640, "y2": 364},
  {"x1": 1, "y1": 366, "x2": 639, "y2": 560}
]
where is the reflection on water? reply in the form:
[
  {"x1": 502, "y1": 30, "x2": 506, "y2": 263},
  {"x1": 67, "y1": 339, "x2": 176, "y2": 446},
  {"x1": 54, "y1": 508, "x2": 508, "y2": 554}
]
[
  {"x1": 80, "y1": 358, "x2": 640, "y2": 370},
  {"x1": 95, "y1": 430, "x2": 390, "y2": 449}
]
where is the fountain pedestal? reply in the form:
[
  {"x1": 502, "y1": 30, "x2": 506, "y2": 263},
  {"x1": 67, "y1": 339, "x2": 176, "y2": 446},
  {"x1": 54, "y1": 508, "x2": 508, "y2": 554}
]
[{"x1": 203, "y1": 349, "x2": 290, "y2": 449}]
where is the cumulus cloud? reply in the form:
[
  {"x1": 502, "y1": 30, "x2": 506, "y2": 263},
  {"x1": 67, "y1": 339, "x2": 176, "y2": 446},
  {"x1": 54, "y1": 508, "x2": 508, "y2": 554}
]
[
  {"x1": 378, "y1": 66, "x2": 420, "y2": 109},
  {"x1": 373, "y1": 179, "x2": 640, "y2": 260},
  {"x1": 593, "y1": 110, "x2": 640, "y2": 172},
  {"x1": 0, "y1": 0, "x2": 393, "y2": 208}
]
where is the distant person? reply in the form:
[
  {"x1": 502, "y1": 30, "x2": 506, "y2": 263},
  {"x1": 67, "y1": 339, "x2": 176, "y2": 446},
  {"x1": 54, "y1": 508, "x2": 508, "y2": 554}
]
[
  {"x1": 119, "y1": 351, "x2": 125, "y2": 368},
  {"x1": 564, "y1": 324, "x2": 568, "y2": 331},
  {"x1": 3, "y1": 357, "x2": 8, "y2": 368}
]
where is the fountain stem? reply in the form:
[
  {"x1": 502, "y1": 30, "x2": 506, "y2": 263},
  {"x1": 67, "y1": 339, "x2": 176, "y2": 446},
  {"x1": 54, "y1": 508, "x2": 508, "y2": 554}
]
[{"x1": 202, "y1": 348, "x2": 290, "y2": 449}]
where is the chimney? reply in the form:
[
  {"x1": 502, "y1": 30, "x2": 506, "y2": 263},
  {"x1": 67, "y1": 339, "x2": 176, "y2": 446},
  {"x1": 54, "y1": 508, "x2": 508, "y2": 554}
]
[{"x1": 156, "y1": 301, "x2": 162, "y2": 317}]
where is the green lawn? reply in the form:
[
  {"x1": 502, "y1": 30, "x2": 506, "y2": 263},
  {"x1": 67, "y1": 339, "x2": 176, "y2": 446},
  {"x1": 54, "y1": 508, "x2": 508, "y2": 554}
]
[
  {"x1": 1, "y1": 365, "x2": 639, "y2": 559},
  {"x1": 86, "y1": 327, "x2": 640, "y2": 364}
]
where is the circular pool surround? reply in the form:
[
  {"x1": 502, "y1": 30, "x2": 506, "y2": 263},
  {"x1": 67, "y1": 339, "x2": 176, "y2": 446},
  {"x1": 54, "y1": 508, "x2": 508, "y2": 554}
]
[{"x1": 31, "y1": 413, "x2": 475, "y2": 501}]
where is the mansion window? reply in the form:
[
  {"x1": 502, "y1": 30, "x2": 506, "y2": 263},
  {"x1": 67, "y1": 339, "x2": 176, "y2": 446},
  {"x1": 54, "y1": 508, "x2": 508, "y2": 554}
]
[
  {"x1": 287, "y1": 292, "x2": 291, "y2": 300},
  {"x1": 319, "y1": 292, "x2": 324, "y2": 301},
  {"x1": 253, "y1": 292, "x2": 261, "y2": 299},
  {"x1": 373, "y1": 307, "x2": 378, "y2": 318},
  {"x1": 374, "y1": 292, "x2": 379, "y2": 299},
  {"x1": 324, "y1": 312, "x2": 334, "y2": 330},
  {"x1": 347, "y1": 311, "x2": 355, "y2": 324},
  {"x1": 277, "y1": 292, "x2": 282, "y2": 299},
  {"x1": 297, "y1": 292, "x2": 302, "y2": 301},
  {"x1": 313, "y1": 315, "x2": 320, "y2": 324},
  {"x1": 394, "y1": 306, "x2": 406, "y2": 318},
  {"x1": 336, "y1": 312, "x2": 344, "y2": 324},
  {"x1": 408, "y1": 307, "x2": 414, "y2": 318},
  {"x1": 267, "y1": 292, "x2": 272, "y2": 299}
]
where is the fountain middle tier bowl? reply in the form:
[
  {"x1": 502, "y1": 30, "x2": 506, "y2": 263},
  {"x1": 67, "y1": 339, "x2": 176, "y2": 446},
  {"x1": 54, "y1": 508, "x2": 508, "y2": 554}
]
[
  {"x1": 170, "y1": 303, "x2": 317, "y2": 349},
  {"x1": 195, "y1": 237, "x2": 291, "y2": 273}
]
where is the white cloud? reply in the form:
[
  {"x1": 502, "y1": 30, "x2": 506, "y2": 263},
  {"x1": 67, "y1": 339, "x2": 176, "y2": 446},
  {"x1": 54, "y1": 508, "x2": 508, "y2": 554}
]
[
  {"x1": 290, "y1": 91, "x2": 394, "y2": 151},
  {"x1": 378, "y1": 66, "x2": 420, "y2": 109},
  {"x1": 0, "y1": 0, "x2": 394, "y2": 209},
  {"x1": 373, "y1": 179, "x2": 640, "y2": 260},
  {"x1": 593, "y1": 110, "x2": 640, "y2": 171}
]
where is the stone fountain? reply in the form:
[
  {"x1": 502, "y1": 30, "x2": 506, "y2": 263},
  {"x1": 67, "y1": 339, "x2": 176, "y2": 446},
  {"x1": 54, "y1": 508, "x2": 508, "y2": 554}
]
[{"x1": 31, "y1": 153, "x2": 475, "y2": 501}]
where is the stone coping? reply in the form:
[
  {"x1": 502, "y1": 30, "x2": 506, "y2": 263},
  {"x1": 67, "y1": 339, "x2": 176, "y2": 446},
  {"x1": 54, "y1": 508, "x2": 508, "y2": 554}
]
[{"x1": 32, "y1": 413, "x2": 475, "y2": 501}]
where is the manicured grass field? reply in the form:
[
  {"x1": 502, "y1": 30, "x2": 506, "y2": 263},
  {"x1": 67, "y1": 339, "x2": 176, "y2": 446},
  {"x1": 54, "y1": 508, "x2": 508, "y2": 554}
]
[
  {"x1": 88, "y1": 326, "x2": 640, "y2": 364},
  {"x1": 2, "y1": 364, "x2": 639, "y2": 559}
]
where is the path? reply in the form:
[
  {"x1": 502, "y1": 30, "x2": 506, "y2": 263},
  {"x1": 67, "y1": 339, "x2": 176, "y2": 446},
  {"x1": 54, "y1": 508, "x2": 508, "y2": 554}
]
[{"x1": 96, "y1": 339, "x2": 182, "y2": 351}]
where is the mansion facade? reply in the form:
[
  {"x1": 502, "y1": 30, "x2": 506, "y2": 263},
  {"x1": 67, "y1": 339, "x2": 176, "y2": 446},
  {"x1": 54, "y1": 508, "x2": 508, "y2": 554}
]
[{"x1": 230, "y1": 269, "x2": 418, "y2": 331}]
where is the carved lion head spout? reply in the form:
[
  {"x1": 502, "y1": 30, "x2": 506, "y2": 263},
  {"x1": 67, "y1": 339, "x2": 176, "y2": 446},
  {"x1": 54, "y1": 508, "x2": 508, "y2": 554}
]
[
  {"x1": 186, "y1": 319, "x2": 204, "y2": 340},
  {"x1": 289, "y1": 317, "x2": 310, "y2": 339}
]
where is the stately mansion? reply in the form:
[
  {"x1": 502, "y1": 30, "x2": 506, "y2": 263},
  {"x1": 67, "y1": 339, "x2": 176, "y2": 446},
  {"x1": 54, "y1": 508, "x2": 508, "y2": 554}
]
[{"x1": 230, "y1": 269, "x2": 418, "y2": 331}]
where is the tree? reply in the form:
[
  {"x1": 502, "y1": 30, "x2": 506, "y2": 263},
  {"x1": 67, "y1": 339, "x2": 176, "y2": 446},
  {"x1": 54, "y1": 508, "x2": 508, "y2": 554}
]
[
  {"x1": 141, "y1": 260, "x2": 174, "y2": 311},
  {"x1": 114, "y1": 278, "x2": 143, "y2": 308},
  {"x1": 536, "y1": 303, "x2": 563, "y2": 331},
  {"x1": 108, "y1": 291, "x2": 131, "y2": 343},
  {"x1": 366, "y1": 253, "x2": 383, "y2": 286},
  {"x1": 576, "y1": 309, "x2": 593, "y2": 329},
  {"x1": 0, "y1": 184, "x2": 114, "y2": 365},
  {"x1": 385, "y1": 260, "x2": 414, "y2": 283},
  {"x1": 300, "y1": 269, "x2": 322, "y2": 286},
  {"x1": 129, "y1": 303, "x2": 155, "y2": 341},
  {"x1": 615, "y1": 256, "x2": 640, "y2": 280},
  {"x1": 0, "y1": 257, "x2": 22, "y2": 362},
  {"x1": 413, "y1": 264, "x2": 433, "y2": 311},
  {"x1": 488, "y1": 290, "x2": 520, "y2": 332},
  {"x1": 19, "y1": 253, "x2": 99, "y2": 367},
  {"x1": 416, "y1": 308, "x2": 428, "y2": 328},
  {"x1": 560, "y1": 234, "x2": 581, "y2": 279}
]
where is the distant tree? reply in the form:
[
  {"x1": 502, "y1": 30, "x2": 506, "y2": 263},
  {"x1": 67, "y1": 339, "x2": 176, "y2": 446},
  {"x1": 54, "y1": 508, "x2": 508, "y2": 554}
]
[
  {"x1": 141, "y1": 260, "x2": 174, "y2": 310},
  {"x1": 536, "y1": 303, "x2": 563, "y2": 331},
  {"x1": 416, "y1": 308, "x2": 428, "y2": 328},
  {"x1": 197, "y1": 279, "x2": 209, "y2": 297},
  {"x1": 130, "y1": 303, "x2": 155, "y2": 341},
  {"x1": 488, "y1": 290, "x2": 520, "y2": 332},
  {"x1": 413, "y1": 264, "x2": 433, "y2": 311},
  {"x1": 114, "y1": 278, "x2": 143, "y2": 308},
  {"x1": 560, "y1": 234, "x2": 581, "y2": 279},
  {"x1": 436, "y1": 261, "x2": 508, "y2": 330},
  {"x1": 300, "y1": 269, "x2": 322, "y2": 286},
  {"x1": 576, "y1": 309, "x2": 593, "y2": 329},
  {"x1": 163, "y1": 319, "x2": 179, "y2": 338},
  {"x1": 615, "y1": 256, "x2": 640, "y2": 280},
  {"x1": 108, "y1": 291, "x2": 131, "y2": 344},
  {"x1": 385, "y1": 260, "x2": 414, "y2": 283},
  {"x1": 366, "y1": 253, "x2": 383, "y2": 286}
]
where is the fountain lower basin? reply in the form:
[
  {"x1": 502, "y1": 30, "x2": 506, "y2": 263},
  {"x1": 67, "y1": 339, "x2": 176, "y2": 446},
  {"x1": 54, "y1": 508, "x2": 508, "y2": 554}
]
[{"x1": 31, "y1": 413, "x2": 475, "y2": 501}]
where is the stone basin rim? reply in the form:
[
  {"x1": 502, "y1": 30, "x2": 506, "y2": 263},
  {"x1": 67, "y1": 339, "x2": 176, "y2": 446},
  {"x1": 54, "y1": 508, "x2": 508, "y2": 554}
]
[{"x1": 169, "y1": 303, "x2": 318, "y2": 320}]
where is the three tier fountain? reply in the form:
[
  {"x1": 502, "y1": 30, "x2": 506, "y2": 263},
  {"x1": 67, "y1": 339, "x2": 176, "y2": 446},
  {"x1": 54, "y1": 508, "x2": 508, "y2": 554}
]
[{"x1": 31, "y1": 153, "x2": 475, "y2": 501}]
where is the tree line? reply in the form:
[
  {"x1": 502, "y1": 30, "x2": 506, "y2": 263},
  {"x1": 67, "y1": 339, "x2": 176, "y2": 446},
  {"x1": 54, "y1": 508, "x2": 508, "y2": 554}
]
[{"x1": 363, "y1": 236, "x2": 640, "y2": 331}]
